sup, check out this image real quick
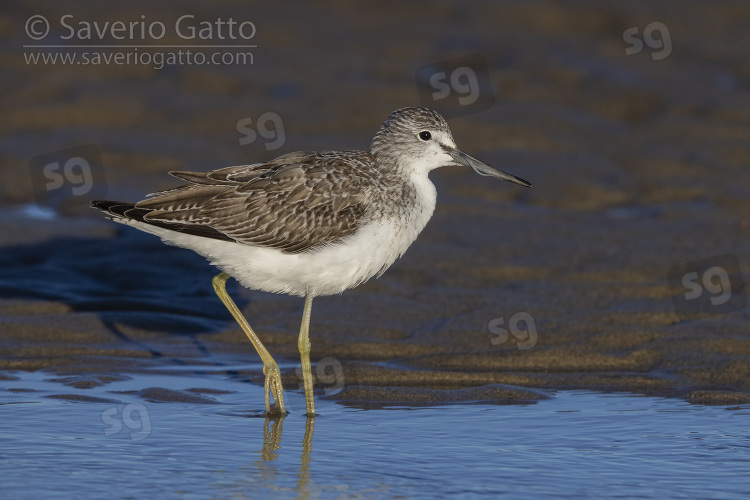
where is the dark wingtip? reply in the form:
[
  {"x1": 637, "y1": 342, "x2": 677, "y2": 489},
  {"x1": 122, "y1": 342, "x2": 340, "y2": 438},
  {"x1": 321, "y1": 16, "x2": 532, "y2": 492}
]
[{"x1": 90, "y1": 200, "x2": 136, "y2": 217}]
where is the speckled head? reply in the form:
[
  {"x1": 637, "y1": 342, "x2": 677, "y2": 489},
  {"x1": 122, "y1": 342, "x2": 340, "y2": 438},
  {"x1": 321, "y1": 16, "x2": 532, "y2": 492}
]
[
  {"x1": 370, "y1": 107, "x2": 532, "y2": 187},
  {"x1": 370, "y1": 107, "x2": 455, "y2": 174}
]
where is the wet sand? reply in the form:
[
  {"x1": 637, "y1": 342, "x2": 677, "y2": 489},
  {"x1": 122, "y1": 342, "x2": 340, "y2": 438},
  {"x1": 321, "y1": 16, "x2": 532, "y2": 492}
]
[{"x1": 2, "y1": 1, "x2": 750, "y2": 405}]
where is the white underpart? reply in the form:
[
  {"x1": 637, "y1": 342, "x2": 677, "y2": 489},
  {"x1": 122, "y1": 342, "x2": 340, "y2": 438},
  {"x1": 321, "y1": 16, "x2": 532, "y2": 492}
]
[{"x1": 116, "y1": 170, "x2": 438, "y2": 298}]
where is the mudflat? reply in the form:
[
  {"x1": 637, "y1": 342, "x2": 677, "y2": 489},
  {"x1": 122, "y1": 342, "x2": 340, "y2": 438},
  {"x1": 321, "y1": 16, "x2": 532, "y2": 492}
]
[{"x1": 2, "y1": 1, "x2": 749, "y2": 405}]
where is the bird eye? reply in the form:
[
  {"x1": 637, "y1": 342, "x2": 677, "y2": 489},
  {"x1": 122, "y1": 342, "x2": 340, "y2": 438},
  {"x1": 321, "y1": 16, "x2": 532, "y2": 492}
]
[{"x1": 418, "y1": 131, "x2": 431, "y2": 141}]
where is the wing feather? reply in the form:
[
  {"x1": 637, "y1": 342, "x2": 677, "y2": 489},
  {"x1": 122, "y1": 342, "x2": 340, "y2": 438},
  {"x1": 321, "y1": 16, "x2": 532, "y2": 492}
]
[{"x1": 121, "y1": 151, "x2": 374, "y2": 253}]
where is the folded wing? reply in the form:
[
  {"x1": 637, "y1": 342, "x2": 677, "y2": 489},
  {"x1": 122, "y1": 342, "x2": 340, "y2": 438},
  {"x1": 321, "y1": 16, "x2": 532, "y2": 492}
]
[{"x1": 102, "y1": 151, "x2": 371, "y2": 254}]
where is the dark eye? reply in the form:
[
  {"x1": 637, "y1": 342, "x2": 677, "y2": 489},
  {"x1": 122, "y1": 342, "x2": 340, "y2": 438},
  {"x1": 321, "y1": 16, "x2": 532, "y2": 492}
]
[{"x1": 418, "y1": 131, "x2": 431, "y2": 141}]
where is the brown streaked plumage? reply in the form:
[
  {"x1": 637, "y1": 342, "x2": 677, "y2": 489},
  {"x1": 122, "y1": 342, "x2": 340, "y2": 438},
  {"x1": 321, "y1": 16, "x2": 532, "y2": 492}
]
[{"x1": 92, "y1": 107, "x2": 532, "y2": 417}]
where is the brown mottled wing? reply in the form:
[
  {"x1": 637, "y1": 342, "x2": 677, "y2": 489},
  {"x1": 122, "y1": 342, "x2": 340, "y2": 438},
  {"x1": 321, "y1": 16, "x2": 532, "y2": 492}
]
[{"x1": 135, "y1": 151, "x2": 371, "y2": 253}]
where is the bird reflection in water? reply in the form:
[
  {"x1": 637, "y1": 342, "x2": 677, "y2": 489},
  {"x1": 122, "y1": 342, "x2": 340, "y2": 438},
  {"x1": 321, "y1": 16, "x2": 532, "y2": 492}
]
[{"x1": 256, "y1": 415, "x2": 315, "y2": 494}]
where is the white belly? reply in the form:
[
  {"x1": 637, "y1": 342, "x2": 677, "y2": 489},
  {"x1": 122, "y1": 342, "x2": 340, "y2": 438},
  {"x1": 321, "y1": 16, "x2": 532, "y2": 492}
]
[{"x1": 120, "y1": 174, "x2": 437, "y2": 297}]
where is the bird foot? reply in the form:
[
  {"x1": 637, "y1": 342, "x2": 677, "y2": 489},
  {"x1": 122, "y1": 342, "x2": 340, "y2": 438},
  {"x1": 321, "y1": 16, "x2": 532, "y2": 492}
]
[{"x1": 263, "y1": 363, "x2": 287, "y2": 417}]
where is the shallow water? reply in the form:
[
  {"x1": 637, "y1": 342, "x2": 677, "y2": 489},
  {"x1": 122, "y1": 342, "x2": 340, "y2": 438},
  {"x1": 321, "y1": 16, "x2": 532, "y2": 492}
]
[{"x1": 2, "y1": 367, "x2": 748, "y2": 499}]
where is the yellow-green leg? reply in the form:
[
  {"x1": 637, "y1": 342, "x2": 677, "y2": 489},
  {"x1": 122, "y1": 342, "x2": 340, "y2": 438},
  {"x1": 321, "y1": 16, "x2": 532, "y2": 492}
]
[
  {"x1": 212, "y1": 272, "x2": 286, "y2": 417},
  {"x1": 298, "y1": 289, "x2": 316, "y2": 416}
]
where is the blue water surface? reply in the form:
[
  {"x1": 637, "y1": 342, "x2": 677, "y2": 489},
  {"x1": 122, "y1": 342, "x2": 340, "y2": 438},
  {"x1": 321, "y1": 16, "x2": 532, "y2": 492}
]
[{"x1": 1, "y1": 368, "x2": 748, "y2": 499}]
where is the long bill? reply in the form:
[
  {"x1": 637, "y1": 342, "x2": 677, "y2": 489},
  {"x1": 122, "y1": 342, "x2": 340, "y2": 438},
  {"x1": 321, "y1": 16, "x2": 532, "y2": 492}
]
[{"x1": 449, "y1": 149, "x2": 532, "y2": 188}]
